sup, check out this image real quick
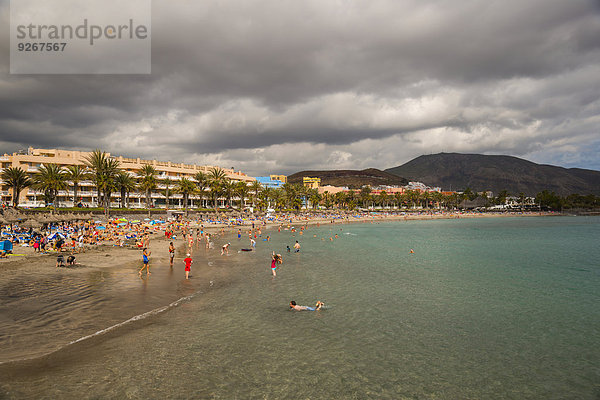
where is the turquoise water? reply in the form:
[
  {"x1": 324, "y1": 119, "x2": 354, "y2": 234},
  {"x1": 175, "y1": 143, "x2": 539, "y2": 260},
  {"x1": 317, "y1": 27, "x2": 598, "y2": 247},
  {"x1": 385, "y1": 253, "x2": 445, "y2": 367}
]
[{"x1": 1, "y1": 216, "x2": 599, "y2": 399}]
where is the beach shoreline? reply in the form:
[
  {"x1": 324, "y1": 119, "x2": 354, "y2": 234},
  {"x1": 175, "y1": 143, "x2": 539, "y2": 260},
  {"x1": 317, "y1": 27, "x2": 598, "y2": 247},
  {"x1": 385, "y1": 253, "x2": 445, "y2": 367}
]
[{"x1": 0, "y1": 211, "x2": 559, "y2": 365}]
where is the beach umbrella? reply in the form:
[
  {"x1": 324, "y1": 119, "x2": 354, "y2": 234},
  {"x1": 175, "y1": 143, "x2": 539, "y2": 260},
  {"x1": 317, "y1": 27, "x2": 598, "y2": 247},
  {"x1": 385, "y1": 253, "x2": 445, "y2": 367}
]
[
  {"x1": 34, "y1": 214, "x2": 49, "y2": 224},
  {"x1": 3, "y1": 213, "x2": 21, "y2": 224},
  {"x1": 47, "y1": 232, "x2": 66, "y2": 240},
  {"x1": 22, "y1": 220, "x2": 42, "y2": 229}
]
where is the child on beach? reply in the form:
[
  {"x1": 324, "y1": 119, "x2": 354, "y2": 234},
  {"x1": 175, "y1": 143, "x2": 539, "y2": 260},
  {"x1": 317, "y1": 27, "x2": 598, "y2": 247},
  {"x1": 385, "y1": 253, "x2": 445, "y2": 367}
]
[
  {"x1": 169, "y1": 242, "x2": 175, "y2": 266},
  {"x1": 271, "y1": 252, "x2": 282, "y2": 277},
  {"x1": 221, "y1": 243, "x2": 230, "y2": 255},
  {"x1": 139, "y1": 248, "x2": 151, "y2": 275},
  {"x1": 183, "y1": 253, "x2": 193, "y2": 280}
]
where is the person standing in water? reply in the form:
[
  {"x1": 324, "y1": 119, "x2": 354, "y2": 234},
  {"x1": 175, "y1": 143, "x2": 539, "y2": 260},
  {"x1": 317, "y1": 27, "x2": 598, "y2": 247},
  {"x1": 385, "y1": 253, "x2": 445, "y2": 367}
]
[
  {"x1": 271, "y1": 252, "x2": 281, "y2": 277},
  {"x1": 293, "y1": 241, "x2": 301, "y2": 253},
  {"x1": 139, "y1": 247, "x2": 151, "y2": 275},
  {"x1": 221, "y1": 242, "x2": 230, "y2": 255},
  {"x1": 183, "y1": 253, "x2": 193, "y2": 280},
  {"x1": 169, "y1": 241, "x2": 175, "y2": 267}
]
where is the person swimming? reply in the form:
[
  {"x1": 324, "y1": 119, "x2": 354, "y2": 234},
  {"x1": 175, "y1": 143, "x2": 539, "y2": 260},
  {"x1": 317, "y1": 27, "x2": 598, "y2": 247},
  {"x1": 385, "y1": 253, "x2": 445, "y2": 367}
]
[{"x1": 289, "y1": 300, "x2": 324, "y2": 311}]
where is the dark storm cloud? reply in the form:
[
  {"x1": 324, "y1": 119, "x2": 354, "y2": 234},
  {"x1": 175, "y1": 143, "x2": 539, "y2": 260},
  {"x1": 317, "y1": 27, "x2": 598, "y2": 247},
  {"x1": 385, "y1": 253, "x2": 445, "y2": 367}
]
[{"x1": 0, "y1": 0, "x2": 599, "y2": 174}]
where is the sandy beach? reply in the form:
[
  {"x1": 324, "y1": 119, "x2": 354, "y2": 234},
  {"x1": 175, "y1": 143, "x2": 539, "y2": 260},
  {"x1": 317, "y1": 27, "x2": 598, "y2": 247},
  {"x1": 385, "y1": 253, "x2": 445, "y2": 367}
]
[{"x1": 0, "y1": 210, "x2": 558, "y2": 364}]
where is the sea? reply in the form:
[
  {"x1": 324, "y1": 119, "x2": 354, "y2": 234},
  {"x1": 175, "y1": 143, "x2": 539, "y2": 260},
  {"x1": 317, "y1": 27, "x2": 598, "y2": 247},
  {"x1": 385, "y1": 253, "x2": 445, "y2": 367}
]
[{"x1": 0, "y1": 215, "x2": 599, "y2": 399}]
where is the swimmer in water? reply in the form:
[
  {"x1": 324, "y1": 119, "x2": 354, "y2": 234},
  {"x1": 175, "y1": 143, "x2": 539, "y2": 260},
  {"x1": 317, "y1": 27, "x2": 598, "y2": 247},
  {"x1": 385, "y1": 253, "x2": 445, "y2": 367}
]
[
  {"x1": 410, "y1": 249, "x2": 414, "y2": 254},
  {"x1": 289, "y1": 300, "x2": 324, "y2": 311}
]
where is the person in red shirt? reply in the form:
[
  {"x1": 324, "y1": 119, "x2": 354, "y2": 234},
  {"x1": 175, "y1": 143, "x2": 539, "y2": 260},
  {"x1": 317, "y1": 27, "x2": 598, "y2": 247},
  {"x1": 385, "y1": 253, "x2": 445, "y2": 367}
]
[{"x1": 183, "y1": 253, "x2": 193, "y2": 280}]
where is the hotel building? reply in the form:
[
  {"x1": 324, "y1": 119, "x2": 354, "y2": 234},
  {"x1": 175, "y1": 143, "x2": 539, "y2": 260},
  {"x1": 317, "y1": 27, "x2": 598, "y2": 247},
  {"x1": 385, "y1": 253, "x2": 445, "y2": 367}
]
[{"x1": 0, "y1": 147, "x2": 254, "y2": 208}]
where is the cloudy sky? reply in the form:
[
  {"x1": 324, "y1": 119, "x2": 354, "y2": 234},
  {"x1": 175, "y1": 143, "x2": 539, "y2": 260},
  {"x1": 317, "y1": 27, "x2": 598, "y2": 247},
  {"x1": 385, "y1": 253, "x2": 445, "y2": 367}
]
[{"x1": 1, "y1": 0, "x2": 599, "y2": 175}]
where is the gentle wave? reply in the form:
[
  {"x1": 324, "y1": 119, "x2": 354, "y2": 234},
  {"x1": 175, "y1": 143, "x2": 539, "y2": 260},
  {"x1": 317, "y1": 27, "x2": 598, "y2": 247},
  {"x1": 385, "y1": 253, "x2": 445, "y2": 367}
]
[{"x1": 0, "y1": 290, "x2": 201, "y2": 366}]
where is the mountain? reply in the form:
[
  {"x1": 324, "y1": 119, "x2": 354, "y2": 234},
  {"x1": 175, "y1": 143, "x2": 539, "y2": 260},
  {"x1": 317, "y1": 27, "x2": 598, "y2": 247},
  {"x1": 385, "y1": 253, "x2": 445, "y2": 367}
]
[
  {"x1": 385, "y1": 153, "x2": 600, "y2": 196},
  {"x1": 287, "y1": 168, "x2": 408, "y2": 189}
]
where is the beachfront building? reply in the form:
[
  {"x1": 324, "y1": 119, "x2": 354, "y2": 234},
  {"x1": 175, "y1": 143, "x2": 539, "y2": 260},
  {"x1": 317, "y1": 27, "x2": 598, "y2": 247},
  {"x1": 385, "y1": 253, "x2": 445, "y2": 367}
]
[
  {"x1": 269, "y1": 174, "x2": 287, "y2": 184},
  {"x1": 0, "y1": 147, "x2": 254, "y2": 208},
  {"x1": 317, "y1": 185, "x2": 347, "y2": 195},
  {"x1": 255, "y1": 175, "x2": 286, "y2": 189},
  {"x1": 302, "y1": 177, "x2": 321, "y2": 189}
]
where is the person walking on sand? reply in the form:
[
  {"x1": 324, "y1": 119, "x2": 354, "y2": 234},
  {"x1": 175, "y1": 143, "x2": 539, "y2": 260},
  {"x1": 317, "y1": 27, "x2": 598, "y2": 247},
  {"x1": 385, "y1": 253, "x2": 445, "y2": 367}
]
[
  {"x1": 139, "y1": 247, "x2": 151, "y2": 275},
  {"x1": 169, "y1": 241, "x2": 175, "y2": 267},
  {"x1": 183, "y1": 253, "x2": 193, "y2": 279}
]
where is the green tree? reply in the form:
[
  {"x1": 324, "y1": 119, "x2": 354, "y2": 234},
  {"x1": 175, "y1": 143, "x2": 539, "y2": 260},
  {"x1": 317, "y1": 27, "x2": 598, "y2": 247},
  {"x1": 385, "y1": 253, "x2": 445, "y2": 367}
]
[
  {"x1": 495, "y1": 190, "x2": 510, "y2": 206},
  {"x1": 207, "y1": 167, "x2": 227, "y2": 211},
  {"x1": 65, "y1": 165, "x2": 87, "y2": 206},
  {"x1": 235, "y1": 181, "x2": 250, "y2": 209},
  {"x1": 138, "y1": 164, "x2": 158, "y2": 209},
  {"x1": 1, "y1": 167, "x2": 32, "y2": 207},
  {"x1": 33, "y1": 164, "x2": 68, "y2": 209},
  {"x1": 176, "y1": 177, "x2": 196, "y2": 216},
  {"x1": 405, "y1": 190, "x2": 420, "y2": 209},
  {"x1": 192, "y1": 172, "x2": 208, "y2": 208},
  {"x1": 360, "y1": 186, "x2": 372, "y2": 208},
  {"x1": 249, "y1": 180, "x2": 262, "y2": 211},
  {"x1": 84, "y1": 149, "x2": 120, "y2": 211},
  {"x1": 114, "y1": 171, "x2": 136, "y2": 208},
  {"x1": 308, "y1": 188, "x2": 322, "y2": 209},
  {"x1": 223, "y1": 180, "x2": 236, "y2": 208},
  {"x1": 536, "y1": 190, "x2": 562, "y2": 211}
]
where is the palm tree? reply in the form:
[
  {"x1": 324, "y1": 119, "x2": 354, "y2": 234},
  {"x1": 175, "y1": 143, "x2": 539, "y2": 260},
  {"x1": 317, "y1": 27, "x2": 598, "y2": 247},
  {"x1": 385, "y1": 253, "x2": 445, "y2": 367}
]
[
  {"x1": 175, "y1": 177, "x2": 196, "y2": 216},
  {"x1": 114, "y1": 171, "x2": 136, "y2": 208},
  {"x1": 379, "y1": 191, "x2": 388, "y2": 209},
  {"x1": 430, "y1": 191, "x2": 443, "y2": 209},
  {"x1": 249, "y1": 180, "x2": 262, "y2": 211},
  {"x1": 83, "y1": 149, "x2": 120, "y2": 211},
  {"x1": 138, "y1": 164, "x2": 158, "y2": 209},
  {"x1": 33, "y1": 164, "x2": 68, "y2": 209},
  {"x1": 405, "y1": 190, "x2": 421, "y2": 209},
  {"x1": 360, "y1": 186, "x2": 372, "y2": 209},
  {"x1": 65, "y1": 165, "x2": 87, "y2": 206},
  {"x1": 162, "y1": 177, "x2": 172, "y2": 210},
  {"x1": 84, "y1": 149, "x2": 108, "y2": 207},
  {"x1": 207, "y1": 167, "x2": 227, "y2": 211},
  {"x1": 193, "y1": 172, "x2": 208, "y2": 208},
  {"x1": 308, "y1": 188, "x2": 322, "y2": 209},
  {"x1": 235, "y1": 181, "x2": 250, "y2": 210},
  {"x1": 1, "y1": 167, "x2": 32, "y2": 207},
  {"x1": 194, "y1": 172, "x2": 207, "y2": 189},
  {"x1": 223, "y1": 180, "x2": 236, "y2": 208},
  {"x1": 99, "y1": 158, "x2": 120, "y2": 212}
]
